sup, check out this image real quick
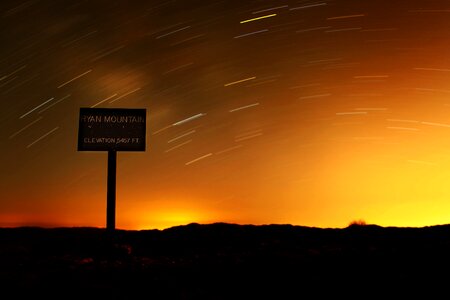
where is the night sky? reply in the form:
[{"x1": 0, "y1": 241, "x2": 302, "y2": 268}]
[{"x1": 1, "y1": 0, "x2": 450, "y2": 230}]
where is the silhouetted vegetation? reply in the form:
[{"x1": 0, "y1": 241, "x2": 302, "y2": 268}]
[
  {"x1": 1, "y1": 223, "x2": 450, "y2": 299},
  {"x1": 348, "y1": 219, "x2": 367, "y2": 227}
]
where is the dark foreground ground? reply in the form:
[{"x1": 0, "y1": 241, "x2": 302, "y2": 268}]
[{"x1": 1, "y1": 223, "x2": 450, "y2": 298}]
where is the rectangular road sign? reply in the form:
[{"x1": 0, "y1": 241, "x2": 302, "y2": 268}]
[{"x1": 77, "y1": 107, "x2": 146, "y2": 151}]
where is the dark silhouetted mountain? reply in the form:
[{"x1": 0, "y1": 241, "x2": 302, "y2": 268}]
[{"x1": 1, "y1": 223, "x2": 449, "y2": 299}]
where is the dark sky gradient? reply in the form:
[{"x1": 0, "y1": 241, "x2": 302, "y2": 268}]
[{"x1": 1, "y1": 0, "x2": 450, "y2": 229}]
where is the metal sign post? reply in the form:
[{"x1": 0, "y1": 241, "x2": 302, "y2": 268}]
[
  {"x1": 107, "y1": 150, "x2": 117, "y2": 231},
  {"x1": 77, "y1": 108, "x2": 146, "y2": 232}
]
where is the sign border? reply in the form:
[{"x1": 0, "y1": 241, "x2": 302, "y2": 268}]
[{"x1": 77, "y1": 107, "x2": 147, "y2": 152}]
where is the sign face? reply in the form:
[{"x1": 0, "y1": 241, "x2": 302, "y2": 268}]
[{"x1": 77, "y1": 108, "x2": 146, "y2": 151}]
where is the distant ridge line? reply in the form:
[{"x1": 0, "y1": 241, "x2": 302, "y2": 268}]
[{"x1": 1, "y1": 222, "x2": 449, "y2": 232}]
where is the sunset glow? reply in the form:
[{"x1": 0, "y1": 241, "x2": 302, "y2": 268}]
[{"x1": 1, "y1": 0, "x2": 450, "y2": 230}]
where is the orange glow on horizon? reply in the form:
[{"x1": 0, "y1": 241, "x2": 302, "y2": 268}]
[
  {"x1": 5, "y1": 89, "x2": 450, "y2": 231},
  {"x1": 2, "y1": 1, "x2": 450, "y2": 230}
]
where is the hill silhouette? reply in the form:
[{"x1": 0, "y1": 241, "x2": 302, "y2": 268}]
[{"x1": 1, "y1": 222, "x2": 450, "y2": 298}]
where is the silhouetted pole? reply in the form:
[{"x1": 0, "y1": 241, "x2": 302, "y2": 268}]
[{"x1": 107, "y1": 150, "x2": 117, "y2": 231}]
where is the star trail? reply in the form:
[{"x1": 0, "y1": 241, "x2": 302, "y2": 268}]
[{"x1": 1, "y1": 0, "x2": 450, "y2": 229}]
